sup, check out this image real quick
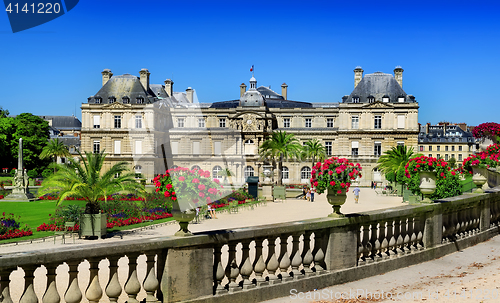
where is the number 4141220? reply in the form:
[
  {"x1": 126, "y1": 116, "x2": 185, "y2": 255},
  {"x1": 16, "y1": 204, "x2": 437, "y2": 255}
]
[{"x1": 5, "y1": 3, "x2": 61, "y2": 14}]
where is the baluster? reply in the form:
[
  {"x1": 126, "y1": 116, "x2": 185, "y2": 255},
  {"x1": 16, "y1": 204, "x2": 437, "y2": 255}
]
[
  {"x1": 213, "y1": 245, "x2": 227, "y2": 294},
  {"x1": 239, "y1": 241, "x2": 255, "y2": 289},
  {"x1": 378, "y1": 221, "x2": 389, "y2": 260},
  {"x1": 1, "y1": 268, "x2": 15, "y2": 303},
  {"x1": 225, "y1": 242, "x2": 240, "y2": 292},
  {"x1": 20, "y1": 266, "x2": 38, "y2": 303},
  {"x1": 312, "y1": 231, "x2": 326, "y2": 274},
  {"x1": 85, "y1": 259, "x2": 102, "y2": 303},
  {"x1": 253, "y1": 238, "x2": 268, "y2": 286},
  {"x1": 105, "y1": 256, "x2": 121, "y2": 303},
  {"x1": 360, "y1": 224, "x2": 371, "y2": 263},
  {"x1": 369, "y1": 223, "x2": 381, "y2": 262},
  {"x1": 124, "y1": 254, "x2": 141, "y2": 303},
  {"x1": 441, "y1": 213, "x2": 450, "y2": 243},
  {"x1": 393, "y1": 218, "x2": 403, "y2": 255},
  {"x1": 278, "y1": 234, "x2": 292, "y2": 282},
  {"x1": 144, "y1": 252, "x2": 160, "y2": 303},
  {"x1": 407, "y1": 217, "x2": 417, "y2": 252},
  {"x1": 473, "y1": 206, "x2": 481, "y2": 232},
  {"x1": 401, "y1": 217, "x2": 409, "y2": 254},
  {"x1": 451, "y1": 211, "x2": 459, "y2": 240},
  {"x1": 42, "y1": 263, "x2": 60, "y2": 303},
  {"x1": 266, "y1": 236, "x2": 280, "y2": 284},
  {"x1": 64, "y1": 261, "x2": 82, "y2": 303},
  {"x1": 386, "y1": 219, "x2": 396, "y2": 258},
  {"x1": 457, "y1": 208, "x2": 465, "y2": 238},
  {"x1": 301, "y1": 231, "x2": 314, "y2": 276},
  {"x1": 415, "y1": 215, "x2": 424, "y2": 250},
  {"x1": 357, "y1": 225, "x2": 364, "y2": 264},
  {"x1": 464, "y1": 207, "x2": 472, "y2": 236},
  {"x1": 290, "y1": 233, "x2": 303, "y2": 279}
]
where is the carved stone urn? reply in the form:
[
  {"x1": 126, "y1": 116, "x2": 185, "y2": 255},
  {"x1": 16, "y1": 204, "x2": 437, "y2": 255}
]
[
  {"x1": 326, "y1": 189, "x2": 347, "y2": 218},
  {"x1": 472, "y1": 166, "x2": 488, "y2": 193},
  {"x1": 419, "y1": 171, "x2": 436, "y2": 203},
  {"x1": 171, "y1": 200, "x2": 196, "y2": 236}
]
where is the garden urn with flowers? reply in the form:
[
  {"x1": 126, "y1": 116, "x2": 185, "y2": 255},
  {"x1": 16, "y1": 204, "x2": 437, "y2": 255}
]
[
  {"x1": 310, "y1": 157, "x2": 362, "y2": 217},
  {"x1": 462, "y1": 149, "x2": 499, "y2": 193},
  {"x1": 154, "y1": 167, "x2": 222, "y2": 236},
  {"x1": 404, "y1": 156, "x2": 445, "y2": 203}
]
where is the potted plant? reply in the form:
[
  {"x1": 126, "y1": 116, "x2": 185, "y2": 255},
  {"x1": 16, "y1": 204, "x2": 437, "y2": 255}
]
[
  {"x1": 154, "y1": 167, "x2": 222, "y2": 236},
  {"x1": 473, "y1": 122, "x2": 500, "y2": 150},
  {"x1": 310, "y1": 157, "x2": 362, "y2": 217},
  {"x1": 39, "y1": 151, "x2": 144, "y2": 239},
  {"x1": 462, "y1": 150, "x2": 499, "y2": 193}
]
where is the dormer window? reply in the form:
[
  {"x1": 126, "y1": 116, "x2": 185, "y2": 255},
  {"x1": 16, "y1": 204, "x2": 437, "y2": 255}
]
[
  {"x1": 136, "y1": 97, "x2": 144, "y2": 104},
  {"x1": 122, "y1": 97, "x2": 130, "y2": 104},
  {"x1": 382, "y1": 95, "x2": 390, "y2": 103},
  {"x1": 352, "y1": 97, "x2": 359, "y2": 103},
  {"x1": 398, "y1": 96, "x2": 405, "y2": 103},
  {"x1": 108, "y1": 96, "x2": 116, "y2": 103},
  {"x1": 368, "y1": 96, "x2": 375, "y2": 103},
  {"x1": 95, "y1": 97, "x2": 102, "y2": 104}
]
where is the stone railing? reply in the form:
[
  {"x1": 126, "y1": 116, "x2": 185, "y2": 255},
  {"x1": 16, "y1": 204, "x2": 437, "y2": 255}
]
[{"x1": 1, "y1": 186, "x2": 500, "y2": 303}]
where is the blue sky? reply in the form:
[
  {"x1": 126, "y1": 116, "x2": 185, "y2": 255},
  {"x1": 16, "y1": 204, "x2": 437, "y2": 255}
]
[{"x1": 1, "y1": 0, "x2": 499, "y2": 126}]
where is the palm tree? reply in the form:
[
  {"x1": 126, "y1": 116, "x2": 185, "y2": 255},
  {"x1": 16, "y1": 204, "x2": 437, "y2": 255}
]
[
  {"x1": 40, "y1": 138, "x2": 71, "y2": 173},
  {"x1": 39, "y1": 150, "x2": 144, "y2": 214},
  {"x1": 259, "y1": 131, "x2": 302, "y2": 186},
  {"x1": 376, "y1": 145, "x2": 416, "y2": 180},
  {"x1": 302, "y1": 139, "x2": 327, "y2": 168}
]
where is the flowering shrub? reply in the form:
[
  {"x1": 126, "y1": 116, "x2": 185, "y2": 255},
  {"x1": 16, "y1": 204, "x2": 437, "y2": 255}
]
[
  {"x1": 310, "y1": 157, "x2": 362, "y2": 195},
  {"x1": 486, "y1": 144, "x2": 500, "y2": 156},
  {"x1": 154, "y1": 167, "x2": 222, "y2": 210},
  {"x1": 462, "y1": 151, "x2": 499, "y2": 175},
  {"x1": 472, "y1": 122, "x2": 500, "y2": 143},
  {"x1": 404, "y1": 156, "x2": 461, "y2": 199},
  {"x1": 1, "y1": 212, "x2": 32, "y2": 240},
  {"x1": 0, "y1": 195, "x2": 3, "y2": 200},
  {"x1": 37, "y1": 223, "x2": 79, "y2": 232}
]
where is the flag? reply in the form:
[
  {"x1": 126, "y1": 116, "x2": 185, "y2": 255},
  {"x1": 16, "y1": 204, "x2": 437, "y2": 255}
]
[{"x1": 250, "y1": 65, "x2": 254, "y2": 72}]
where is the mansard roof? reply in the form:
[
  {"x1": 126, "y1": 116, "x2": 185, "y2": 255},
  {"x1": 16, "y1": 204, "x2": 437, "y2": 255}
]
[
  {"x1": 210, "y1": 99, "x2": 312, "y2": 109},
  {"x1": 345, "y1": 72, "x2": 416, "y2": 103},
  {"x1": 87, "y1": 74, "x2": 160, "y2": 104},
  {"x1": 39, "y1": 115, "x2": 81, "y2": 129}
]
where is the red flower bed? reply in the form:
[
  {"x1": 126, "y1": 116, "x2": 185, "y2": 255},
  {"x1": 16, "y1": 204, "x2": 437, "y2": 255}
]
[
  {"x1": 107, "y1": 213, "x2": 172, "y2": 228},
  {"x1": 0, "y1": 195, "x2": 3, "y2": 200},
  {"x1": 0, "y1": 229, "x2": 33, "y2": 240},
  {"x1": 37, "y1": 223, "x2": 80, "y2": 232}
]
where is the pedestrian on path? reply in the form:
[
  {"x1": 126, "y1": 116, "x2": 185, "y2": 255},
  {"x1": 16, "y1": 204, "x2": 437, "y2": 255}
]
[
  {"x1": 306, "y1": 187, "x2": 311, "y2": 201},
  {"x1": 353, "y1": 186, "x2": 360, "y2": 203},
  {"x1": 310, "y1": 188, "x2": 315, "y2": 202}
]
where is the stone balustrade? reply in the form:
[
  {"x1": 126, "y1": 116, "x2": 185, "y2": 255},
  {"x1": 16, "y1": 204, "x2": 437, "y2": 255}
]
[{"x1": 1, "y1": 184, "x2": 500, "y2": 303}]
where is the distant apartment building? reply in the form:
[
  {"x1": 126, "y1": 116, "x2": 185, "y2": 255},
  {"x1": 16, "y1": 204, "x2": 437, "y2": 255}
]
[
  {"x1": 418, "y1": 122, "x2": 478, "y2": 165},
  {"x1": 40, "y1": 115, "x2": 82, "y2": 163}
]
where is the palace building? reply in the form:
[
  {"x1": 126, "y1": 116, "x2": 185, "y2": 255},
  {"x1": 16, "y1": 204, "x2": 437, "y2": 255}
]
[{"x1": 81, "y1": 67, "x2": 419, "y2": 186}]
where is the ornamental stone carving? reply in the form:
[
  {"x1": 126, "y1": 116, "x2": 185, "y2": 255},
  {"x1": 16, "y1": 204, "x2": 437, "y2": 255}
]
[{"x1": 241, "y1": 114, "x2": 258, "y2": 131}]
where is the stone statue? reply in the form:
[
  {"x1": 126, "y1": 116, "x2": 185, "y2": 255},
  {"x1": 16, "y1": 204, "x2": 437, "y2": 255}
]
[{"x1": 3, "y1": 138, "x2": 36, "y2": 201}]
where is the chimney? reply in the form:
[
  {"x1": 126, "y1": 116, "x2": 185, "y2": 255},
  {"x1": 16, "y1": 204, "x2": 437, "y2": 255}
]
[
  {"x1": 354, "y1": 66, "x2": 363, "y2": 88},
  {"x1": 240, "y1": 83, "x2": 247, "y2": 97},
  {"x1": 139, "y1": 68, "x2": 150, "y2": 92},
  {"x1": 426, "y1": 122, "x2": 430, "y2": 134},
  {"x1": 281, "y1": 83, "x2": 288, "y2": 100},
  {"x1": 101, "y1": 69, "x2": 113, "y2": 86},
  {"x1": 458, "y1": 123, "x2": 467, "y2": 132},
  {"x1": 164, "y1": 79, "x2": 174, "y2": 97},
  {"x1": 186, "y1": 87, "x2": 193, "y2": 103},
  {"x1": 394, "y1": 66, "x2": 403, "y2": 88}
]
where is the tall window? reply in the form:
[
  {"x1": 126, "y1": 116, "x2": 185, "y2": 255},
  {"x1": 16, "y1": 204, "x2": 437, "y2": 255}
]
[
  {"x1": 374, "y1": 115, "x2": 382, "y2": 129},
  {"x1": 93, "y1": 141, "x2": 100, "y2": 154},
  {"x1": 114, "y1": 140, "x2": 121, "y2": 155},
  {"x1": 214, "y1": 141, "x2": 222, "y2": 155},
  {"x1": 458, "y1": 154, "x2": 462, "y2": 161},
  {"x1": 437, "y1": 154, "x2": 441, "y2": 159},
  {"x1": 135, "y1": 141, "x2": 142, "y2": 154},
  {"x1": 397, "y1": 115, "x2": 405, "y2": 129},
  {"x1": 351, "y1": 141, "x2": 359, "y2": 156},
  {"x1": 451, "y1": 146, "x2": 455, "y2": 151},
  {"x1": 374, "y1": 142, "x2": 382, "y2": 156},
  {"x1": 282, "y1": 166, "x2": 289, "y2": 180},
  {"x1": 198, "y1": 118, "x2": 205, "y2": 128},
  {"x1": 325, "y1": 142, "x2": 332, "y2": 156},
  {"x1": 327, "y1": 118, "x2": 334, "y2": 128},
  {"x1": 351, "y1": 116, "x2": 359, "y2": 129},
  {"x1": 213, "y1": 166, "x2": 223, "y2": 180},
  {"x1": 445, "y1": 154, "x2": 449, "y2": 161},
  {"x1": 301, "y1": 167, "x2": 311, "y2": 180},
  {"x1": 219, "y1": 118, "x2": 226, "y2": 128},
  {"x1": 283, "y1": 118, "x2": 290, "y2": 128},
  {"x1": 177, "y1": 118, "x2": 184, "y2": 128},
  {"x1": 93, "y1": 115, "x2": 100, "y2": 129},
  {"x1": 192, "y1": 141, "x2": 200, "y2": 155},
  {"x1": 135, "y1": 115, "x2": 142, "y2": 129},
  {"x1": 171, "y1": 141, "x2": 179, "y2": 155},
  {"x1": 305, "y1": 118, "x2": 312, "y2": 128},
  {"x1": 459, "y1": 146, "x2": 462, "y2": 151},
  {"x1": 244, "y1": 166, "x2": 254, "y2": 177},
  {"x1": 114, "y1": 115, "x2": 121, "y2": 128},
  {"x1": 437, "y1": 146, "x2": 441, "y2": 151},
  {"x1": 445, "y1": 146, "x2": 449, "y2": 151},
  {"x1": 429, "y1": 146, "x2": 432, "y2": 151},
  {"x1": 419, "y1": 146, "x2": 424, "y2": 152}
]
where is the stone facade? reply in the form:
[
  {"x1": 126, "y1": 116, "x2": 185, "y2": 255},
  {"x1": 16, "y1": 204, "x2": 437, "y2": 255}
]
[{"x1": 81, "y1": 67, "x2": 419, "y2": 186}]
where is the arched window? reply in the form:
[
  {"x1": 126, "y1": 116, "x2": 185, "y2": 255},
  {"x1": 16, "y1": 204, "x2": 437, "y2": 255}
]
[
  {"x1": 282, "y1": 166, "x2": 289, "y2": 180},
  {"x1": 134, "y1": 165, "x2": 142, "y2": 173},
  {"x1": 191, "y1": 165, "x2": 201, "y2": 171},
  {"x1": 244, "y1": 139, "x2": 256, "y2": 155},
  {"x1": 245, "y1": 139, "x2": 254, "y2": 144},
  {"x1": 244, "y1": 166, "x2": 255, "y2": 178},
  {"x1": 300, "y1": 166, "x2": 311, "y2": 180},
  {"x1": 212, "y1": 166, "x2": 223, "y2": 180}
]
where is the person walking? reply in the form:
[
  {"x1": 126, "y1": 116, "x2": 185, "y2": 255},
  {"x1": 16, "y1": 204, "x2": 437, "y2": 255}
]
[
  {"x1": 306, "y1": 187, "x2": 311, "y2": 201},
  {"x1": 310, "y1": 187, "x2": 315, "y2": 202},
  {"x1": 353, "y1": 186, "x2": 360, "y2": 203}
]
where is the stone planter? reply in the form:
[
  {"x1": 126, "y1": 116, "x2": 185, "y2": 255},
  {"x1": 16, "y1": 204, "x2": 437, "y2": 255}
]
[
  {"x1": 80, "y1": 213, "x2": 107, "y2": 239},
  {"x1": 171, "y1": 200, "x2": 196, "y2": 236},
  {"x1": 419, "y1": 171, "x2": 436, "y2": 203},
  {"x1": 326, "y1": 189, "x2": 347, "y2": 218},
  {"x1": 472, "y1": 166, "x2": 488, "y2": 193}
]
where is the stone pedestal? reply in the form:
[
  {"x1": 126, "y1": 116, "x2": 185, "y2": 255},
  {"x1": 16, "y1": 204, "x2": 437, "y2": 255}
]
[{"x1": 261, "y1": 183, "x2": 273, "y2": 201}]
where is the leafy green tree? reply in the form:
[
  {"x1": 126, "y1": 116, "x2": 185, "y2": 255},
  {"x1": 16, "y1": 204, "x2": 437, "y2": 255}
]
[
  {"x1": 0, "y1": 106, "x2": 9, "y2": 118},
  {"x1": 447, "y1": 157, "x2": 456, "y2": 169},
  {"x1": 39, "y1": 150, "x2": 144, "y2": 214},
  {"x1": 376, "y1": 146, "x2": 416, "y2": 184},
  {"x1": 302, "y1": 139, "x2": 327, "y2": 168},
  {"x1": 0, "y1": 115, "x2": 14, "y2": 169},
  {"x1": 259, "y1": 131, "x2": 302, "y2": 186},
  {"x1": 40, "y1": 138, "x2": 71, "y2": 172}
]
